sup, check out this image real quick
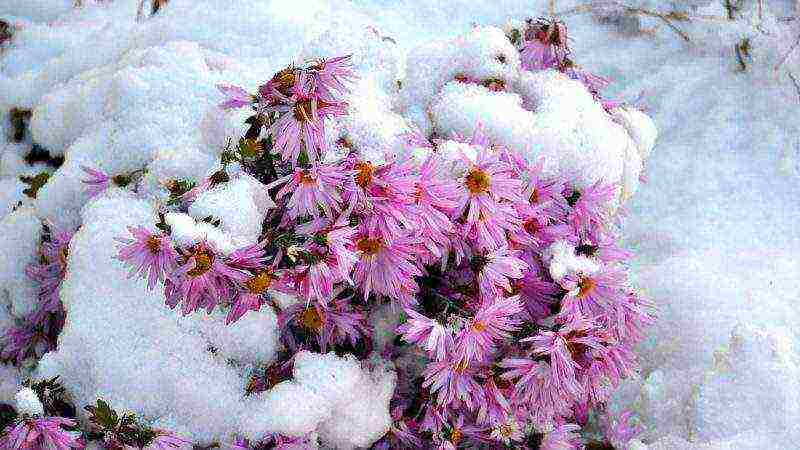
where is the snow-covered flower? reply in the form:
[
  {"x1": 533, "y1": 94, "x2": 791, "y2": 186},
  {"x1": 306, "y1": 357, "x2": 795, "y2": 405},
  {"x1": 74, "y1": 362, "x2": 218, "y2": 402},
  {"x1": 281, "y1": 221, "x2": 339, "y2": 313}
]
[
  {"x1": 216, "y1": 84, "x2": 253, "y2": 110},
  {"x1": 80, "y1": 166, "x2": 111, "y2": 198},
  {"x1": 0, "y1": 417, "x2": 82, "y2": 450},
  {"x1": 116, "y1": 226, "x2": 178, "y2": 290}
]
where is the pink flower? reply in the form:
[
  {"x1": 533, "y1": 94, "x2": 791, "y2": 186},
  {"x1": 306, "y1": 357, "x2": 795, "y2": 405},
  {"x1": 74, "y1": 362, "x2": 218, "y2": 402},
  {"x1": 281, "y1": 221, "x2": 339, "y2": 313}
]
[
  {"x1": 454, "y1": 136, "x2": 525, "y2": 250},
  {"x1": 352, "y1": 231, "x2": 422, "y2": 304},
  {"x1": 0, "y1": 417, "x2": 82, "y2": 450},
  {"x1": 275, "y1": 164, "x2": 347, "y2": 219},
  {"x1": 398, "y1": 309, "x2": 453, "y2": 361},
  {"x1": 0, "y1": 324, "x2": 47, "y2": 364},
  {"x1": 557, "y1": 266, "x2": 627, "y2": 322},
  {"x1": 216, "y1": 84, "x2": 253, "y2": 110},
  {"x1": 309, "y1": 55, "x2": 356, "y2": 102},
  {"x1": 145, "y1": 432, "x2": 191, "y2": 450},
  {"x1": 499, "y1": 358, "x2": 572, "y2": 427},
  {"x1": 540, "y1": 423, "x2": 582, "y2": 450},
  {"x1": 422, "y1": 357, "x2": 482, "y2": 409},
  {"x1": 454, "y1": 296, "x2": 523, "y2": 364},
  {"x1": 566, "y1": 181, "x2": 616, "y2": 233},
  {"x1": 80, "y1": 166, "x2": 111, "y2": 198},
  {"x1": 226, "y1": 241, "x2": 270, "y2": 271},
  {"x1": 520, "y1": 20, "x2": 569, "y2": 71},
  {"x1": 116, "y1": 226, "x2": 178, "y2": 290},
  {"x1": 280, "y1": 298, "x2": 368, "y2": 352},
  {"x1": 227, "y1": 270, "x2": 274, "y2": 324},
  {"x1": 347, "y1": 156, "x2": 420, "y2": 240},
  {"x1": 474, "y1": 246, "x2": 528, "y2": 299},
  {"x1": 268, "y1": 74, "x2": 347, "y2": 164},
  {"x1": 415, "y1": 155, "x2": 460, "y2": 261},
  {"x1": 164, "y1": 242, "x2": 245, "y2": 316},
  {"x1": 600, "y1": 410, "x2": 641, "y2": 448},
  {"x1": 476, "y1": 376, "x2": 511, "y2": 426}
]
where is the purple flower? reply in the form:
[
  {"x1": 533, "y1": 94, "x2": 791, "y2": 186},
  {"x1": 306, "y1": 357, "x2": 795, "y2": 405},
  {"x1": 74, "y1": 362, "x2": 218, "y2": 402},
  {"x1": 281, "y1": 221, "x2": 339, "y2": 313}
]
[
  {"x1": 415, "y1": 155, "x2": 459, "y2": 262},
  {"x1": 499, "y1": 358, "x2": 572, "y2": 427},
  {"x1": 275, "y1": 164, "x2": 348, "y2": 219},
  {"x1": 422, "y1": 356, "x2": 482, "y2": 409},
  {"x1": 280, "y1": 298, "x2": 368, "y2": 352},
  {"x1": 80, "y1": 166, "x2": 111, "y2": 198},
  {"x1": 145, "y1": 432, "x2": 191, "y2": 449},
  {"x1": 352, "y1": 230, "x2": 422, "y2": 304},
  {"x1": 116, "y1": 226, "x2": 178, "y2": 290},
  {"x1": 540, "y1": 423, "x2": 582, "y2": 450},
  {"x1": 0, "y1": 417, "x2": 82, "y2": 450},
  {"x1": 600, "y1": 410, "x2": 642, "y2": 448},
  {"x1": 454, "y1": 296, "x2": 523, "y2": 364},
  {"x1": 398, "y1": 309, "x2": 452, "y2": 361},
  {"x1": 309, "y1": 55, "x2": 356, "y2": 102},
  {"x1": 474, "y1": 246, "x2": 528, "y2": 299},
  {"x1": 216, "y1": 84, "x2": 253, "y2": 110},
  {"x1": 164, "y1": 242, "x2": 246, "y2": 316},
  {"x1": 454, "y1": 135, "x2": 525, "y2": 250},
  {"x1": 227, "y1": 270, "x2": 274, "y2": 324},
  {"x1": 268, "y1": 74, "x2": 347, "y2": 164},
  {"x1": 0, "y1": 324, "x2": 46, "y2": 364},
  {"x1": 566, "y1": 181, "x2": 616, "y2": 233}
]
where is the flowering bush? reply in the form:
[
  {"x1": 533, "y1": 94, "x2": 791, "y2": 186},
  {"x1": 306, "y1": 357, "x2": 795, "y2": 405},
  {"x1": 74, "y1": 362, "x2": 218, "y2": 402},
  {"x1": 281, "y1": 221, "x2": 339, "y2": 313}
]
[{"x1": 1, "y1": 17, "x2": 652, "y2": 450}]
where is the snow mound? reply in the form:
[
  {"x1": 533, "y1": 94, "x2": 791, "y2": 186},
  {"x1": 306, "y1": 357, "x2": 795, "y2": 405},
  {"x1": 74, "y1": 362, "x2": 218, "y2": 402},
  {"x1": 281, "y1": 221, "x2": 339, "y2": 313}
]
[
  {"x1": 402, "y1": 26, "x2": 656, "y2": 203},
  {"x1": 244, "y1": 351, "x2": 395, "y2": 449}
]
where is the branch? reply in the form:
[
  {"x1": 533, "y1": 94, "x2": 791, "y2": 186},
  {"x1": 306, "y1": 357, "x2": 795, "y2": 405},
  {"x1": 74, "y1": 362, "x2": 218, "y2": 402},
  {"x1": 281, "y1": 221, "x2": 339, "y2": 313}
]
[{"x1": 788, "y1": 71, "x2": 800, "y2": 103}]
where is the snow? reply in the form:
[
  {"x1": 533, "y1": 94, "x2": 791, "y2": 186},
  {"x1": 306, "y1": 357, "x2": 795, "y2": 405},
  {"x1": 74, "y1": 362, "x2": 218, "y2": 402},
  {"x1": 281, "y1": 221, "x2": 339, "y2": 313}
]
[
  {"x1": 1, "y1": 0, "x2": 799, "y2": 448},
  {"x1": 243, "y1": 351, "x2": 395, "y2": 448},
  {"x1": 14, "y1": 387, "x2": 43, "y2": 417}
]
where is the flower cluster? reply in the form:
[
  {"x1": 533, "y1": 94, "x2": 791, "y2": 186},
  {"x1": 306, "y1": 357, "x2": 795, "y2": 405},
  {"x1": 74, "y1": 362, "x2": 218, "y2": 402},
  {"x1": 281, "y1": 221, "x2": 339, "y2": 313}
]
[
  {"x1": 513, "y1": 18, "x2": 620, "y2": 110},
  {"x1": 1, "y1": 226, "x2": 73, "y2": 366},
  {"x1": 75, "y1": 21, "x2": 649, "y2": 450}
]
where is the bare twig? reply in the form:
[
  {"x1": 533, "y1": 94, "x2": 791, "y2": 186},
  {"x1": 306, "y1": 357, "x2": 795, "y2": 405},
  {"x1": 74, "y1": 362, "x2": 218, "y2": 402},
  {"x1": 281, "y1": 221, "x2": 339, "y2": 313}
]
[
  {"x1": 554, "y1": 1, "x2": 693, "y2": 42},
  {"x1": 788, "y1": 71, "x2": 800, "y2": 103},
  {"x1": 775, "y1": 34, "x2": 800, "y2": 71}
]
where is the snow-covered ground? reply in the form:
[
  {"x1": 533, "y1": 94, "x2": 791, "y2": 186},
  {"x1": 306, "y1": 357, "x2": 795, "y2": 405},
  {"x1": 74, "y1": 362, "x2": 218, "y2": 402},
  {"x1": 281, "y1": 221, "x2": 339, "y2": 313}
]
[{"x1": 1, "y1": 0, "x2": 799, "y2": 448}]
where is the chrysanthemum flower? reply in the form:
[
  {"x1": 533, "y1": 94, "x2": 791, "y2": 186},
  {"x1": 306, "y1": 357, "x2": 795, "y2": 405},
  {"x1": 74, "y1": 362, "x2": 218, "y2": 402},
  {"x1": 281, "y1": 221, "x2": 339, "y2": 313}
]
[
  {"x1": 540, "y1": 423, "x2": 582, "y2": 450},
  {"x1": 0, "y1": 417, "x2": 82, "y2": 450},
  {"x1": 280, "y1": 298, "x2": 368, "y2": 352},
  {"x1": 422, "y1": 356, "x2": 482, "y2": 409},
  {"x1": 520, "y1": 20, "x2": 569, "y2": 71},
  {"x1": 565, "y1": 181, "x2": 616, "y2": 233},
  {"x1": 499, "y1": 358, "x2": 572, "y2": 427},
  {"x1": 216, "y1": 84, "x2": 253, "y2": 110},
  {"x1": 352, "y1": 231, "x2": 422, "y2": 304},
  {"x1": 164, "y1": 242, "x2": 245, "y2": 315},
  {"x1": 454, "y1": 296, "x2": 523, "y2": 364},
  {"x1": 398, "y1": 309, "x2": 453, "y2": 361},
  {"x1": 116, "y1": 226, "x2": 178, "y2": 290},
  {"x1": 523, "y1": 317, "x2": 605, "y2": 400},
  {"x1": 227, "y1": 269, "x2": 274, "y2": 324},
  {"x1": 145, "y1": 432, "x2": 192, "y2": 450},
  {"x1": 476, "y1": 376, "x2": 511, "y2": 426},
  {"x1": 455, "y1": 142, "x2": 525, "y2": 250},
  {"x1": 309, "y1": 55, "x2": 356, "y2": 102},
  {"x1": 80, "y1": 166, "x2": 111, "y2": 198},
  {"x1": 0, "y1": 324, "x2": 46, "y2": 365},
  {"x1": 558, "y1": 265, "x2": 628, "y2": 322},
  {"x1": 472, "y1": 246, "x2": 528, "y2": 299},
  {"x1": 346, "y1": 156, "x2": 420, "y2": 240},
  {"x1": 600, "y1": 410, "x2": 642, "y2": 449},
  {"x1": 225, "y1": 240, "x2": 270, "y2": 270},
  {"x1": 414, "y1": 155, "x2": 459, "y2": 261},
  {"x1": 269, "y1": 74, "x2": 347, "y2": 164},
  {"x1": 489, "y1": 416, "x2": 524, "y2": 445},
  {"x1": 275, "y1": 164, "x2": 348, "y2": 219}
]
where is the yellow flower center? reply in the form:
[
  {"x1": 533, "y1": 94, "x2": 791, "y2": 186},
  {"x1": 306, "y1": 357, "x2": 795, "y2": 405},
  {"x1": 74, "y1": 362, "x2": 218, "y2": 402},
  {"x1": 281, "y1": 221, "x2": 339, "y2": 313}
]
[
  {"x1": 187, "y1": 251, "x2": 213, "y2": 277},
  {"x1": 300, "y1": 306, "x2": 324, "y2": 331},
  {"x1": 298, "y1": 170, "x2": 316, "y2": 186},
  {"x1": 578, "y1": 277, "x2": 596, "y2": 299},
  {"x1": 245, "y1": 271, "x2": 273, "y2": 295},
  {"x1": 145, "y1": 236, "x2": 161, "y2": 254},
  {"x1": 293, "y1": 100, "x2": 314, "y2": 122},
  {"x1": 356, "y1": 238, "x2": 383, "y2": 256},
  {"x1": 354, "y1": 161, "x2": 374, "y2": 188},
  {"x1": 465, "y1": 168, "x2": 491, "y2": 194}
]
